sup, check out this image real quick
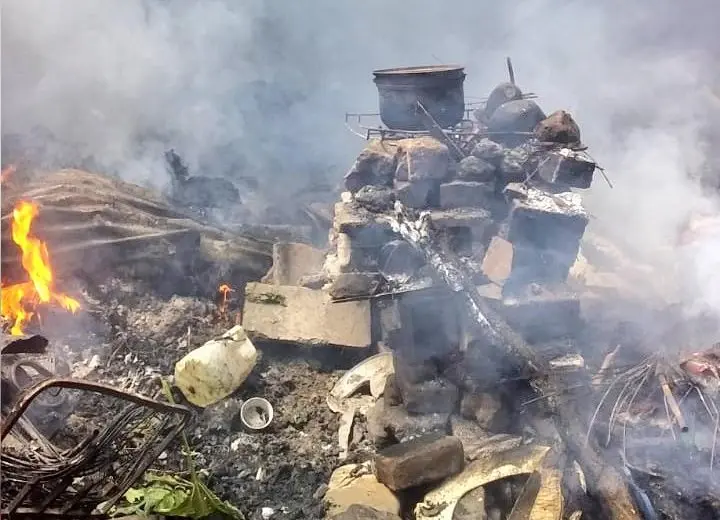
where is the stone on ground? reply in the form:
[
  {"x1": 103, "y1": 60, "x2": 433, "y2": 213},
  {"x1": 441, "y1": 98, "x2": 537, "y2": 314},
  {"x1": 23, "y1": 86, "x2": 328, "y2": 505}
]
[
  {"x1": 325, "y1": 463, "x2": 401, "y2": 518},
  {"x1": 373, "y1": 433, "x2": 464, "y2": 491},
  {"x1": 243, "y1": 283, "x2": 371, "y2": 348}
]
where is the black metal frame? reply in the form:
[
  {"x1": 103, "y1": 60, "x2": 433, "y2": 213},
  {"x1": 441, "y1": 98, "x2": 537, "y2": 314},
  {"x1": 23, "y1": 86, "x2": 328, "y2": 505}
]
[{"x1": 1, "y1": 378, "x2": 192, "y2": 517}]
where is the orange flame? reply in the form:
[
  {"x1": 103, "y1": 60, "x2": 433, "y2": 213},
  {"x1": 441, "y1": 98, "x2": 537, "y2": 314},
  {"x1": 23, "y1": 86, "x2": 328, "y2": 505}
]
[
  {"x1": 218, "y1": 283, "x2": 232, "y2": 313},
  {"x1": 1, "y1": 201, "x2": 80, "y2": 335}
]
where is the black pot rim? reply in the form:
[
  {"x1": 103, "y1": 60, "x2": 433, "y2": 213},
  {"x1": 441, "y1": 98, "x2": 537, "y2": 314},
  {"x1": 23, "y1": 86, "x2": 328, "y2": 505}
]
[{"x1": 373, "y1": 64, "x2": 464, "y2": 76}]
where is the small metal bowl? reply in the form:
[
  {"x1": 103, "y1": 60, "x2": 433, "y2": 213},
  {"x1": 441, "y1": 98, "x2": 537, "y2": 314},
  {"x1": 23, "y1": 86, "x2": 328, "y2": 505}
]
[{"x1": 240, "y1": 397, "x2": 274, "y2": 431}]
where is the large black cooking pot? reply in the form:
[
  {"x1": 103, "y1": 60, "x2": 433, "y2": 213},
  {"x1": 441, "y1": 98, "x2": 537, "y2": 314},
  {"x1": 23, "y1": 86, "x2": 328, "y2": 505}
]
[{"x1": 373, "y1": 65, "x2": 466, "y2": 131}]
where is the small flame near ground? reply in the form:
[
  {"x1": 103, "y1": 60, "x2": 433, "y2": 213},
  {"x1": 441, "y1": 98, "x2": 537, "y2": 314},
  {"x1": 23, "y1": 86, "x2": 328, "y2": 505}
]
[
  {"x1": 1, "y1": 201, "x2": 80, "y2": 335},
  {"x1": 218, "y1": 283, "x2": 232, "y2": 314}
]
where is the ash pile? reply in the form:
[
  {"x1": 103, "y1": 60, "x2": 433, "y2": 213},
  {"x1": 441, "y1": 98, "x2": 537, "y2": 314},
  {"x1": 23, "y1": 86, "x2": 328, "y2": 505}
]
[{"x1": 3, "y1": 62, "x2": 720, "y2": 520}]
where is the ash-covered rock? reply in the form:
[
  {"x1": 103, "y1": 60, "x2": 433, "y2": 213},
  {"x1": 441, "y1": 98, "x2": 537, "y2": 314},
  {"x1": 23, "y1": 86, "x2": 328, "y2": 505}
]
[
  {"x1": 456, "y1": 156, "x2": 496, "y2": 182},
  {"x1": 470, "y1": 139, "x2": 505, "y2": 167},
  {"x1": 344, "y1": 140, "x2": 399, "y2": 193},
  {"x1": 354, "y1": 185, "x2": 396, "y2": 213}
]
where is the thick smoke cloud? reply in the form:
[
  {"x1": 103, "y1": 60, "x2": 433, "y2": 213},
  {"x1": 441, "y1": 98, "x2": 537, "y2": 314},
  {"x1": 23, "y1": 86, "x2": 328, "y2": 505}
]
[{"x1": 3, "y1": 0, "x2": 720, "y2": 303}]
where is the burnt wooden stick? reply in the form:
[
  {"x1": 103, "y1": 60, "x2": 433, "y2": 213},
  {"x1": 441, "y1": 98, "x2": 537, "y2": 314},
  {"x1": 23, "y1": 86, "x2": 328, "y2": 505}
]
[
  {"x1": 593, "y1": 344, "x2": 622, "y2": 385},
  {"x1": 658, "y1": 373, "x2": 688, "y2": 432}
]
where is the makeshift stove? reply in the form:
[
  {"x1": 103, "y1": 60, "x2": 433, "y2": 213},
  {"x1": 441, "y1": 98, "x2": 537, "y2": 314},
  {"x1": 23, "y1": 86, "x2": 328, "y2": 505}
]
[
  {"x1": 332, "y1": 61, "x2": 596, "y2": 423},
  {"x1": 239, "y1": 63, "x2": 720, "y2": 519}
]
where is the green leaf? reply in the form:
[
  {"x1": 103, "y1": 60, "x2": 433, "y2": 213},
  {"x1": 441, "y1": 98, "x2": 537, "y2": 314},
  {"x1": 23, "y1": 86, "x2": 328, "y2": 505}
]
[
  {"x1": 123, "y1": 487, "x2": 145, "y2": 504},
  {"x1": 155, "y1": 488, "x2": 190, "y2": 513},
  {"x1": 111, "y1": 378, "x2": 246, "y2": 519},
  {"x1": 142, "y1": 487, "x2": 172, "y2": 511}
]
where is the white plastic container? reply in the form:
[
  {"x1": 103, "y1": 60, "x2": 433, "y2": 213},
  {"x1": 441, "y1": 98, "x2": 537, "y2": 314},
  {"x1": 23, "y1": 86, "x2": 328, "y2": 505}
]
[{"x1": 174, "y1": 325, "x2": 258, "y2": 407}]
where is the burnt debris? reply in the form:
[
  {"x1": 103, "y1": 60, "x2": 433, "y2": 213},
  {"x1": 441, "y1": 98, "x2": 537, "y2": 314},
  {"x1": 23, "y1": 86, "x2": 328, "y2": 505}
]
[{"x1": 3, "y1": 61, "x2": 720, "y2": 520}]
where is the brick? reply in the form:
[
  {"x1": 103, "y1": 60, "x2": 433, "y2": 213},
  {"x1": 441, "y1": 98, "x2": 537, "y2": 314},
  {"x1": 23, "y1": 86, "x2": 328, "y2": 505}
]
[
  {"x1": 394, "y1": 137, "x2": 451, "y2": 181},
  {"x1": 394, "y1": 179, "x2": 438, "y2": 209},
  {"x1": 373, "y1": 433, "x2": 464, "y2": 491},
  {"x1": 504, "y1": 188, "x2": 589, "y2": 250},
  {"x1": 481, "y1": 236, "x2": 513, "y2": 285},
  {"x1": 298, "y1": 272, "x2": 329, "y2": 289},
  {"x1": 330, "y1": 505, "x2": 401, "y2": 520},
  {"x1": 375, "y1": 298, "x2": 414, "y2": 349},
  {"x1": 366, "y1": 400, "x2": 449, "y2": 446},
  {"x1": 328, "y1": 272, "x2": 383, "y2": 300},
  {"x1": 325, "y1": 463, "x2": 401, "y2": 518},
  {"x1": 428, "y1": 208, "x2": 492, "y2": 234},
  {"x1": 537, "y1": 149, "x2": 595, "y2": 189},
  {"x1": 344, "y1": 140, "x2": 399, "y2": 193},
  {"x1": 333, "y1": 201, "x2": 392, "y2": 235},
  {"x1": 428, "y1": 208, "x2": 494, "y2": 253},
  {"x1": 495, "y1": 290, "x2": 582, "y2": 342},
  {"x1": 439, "y1": 181, "x2": 497, "y2": 209},
  {"x1": 450, "y1": 417, "x2": 490, "y2": 459},
  {"x1": 382, "y1": 374, "x2": 402, "y2": 407},
  {"x1": 271, "y1": 242, "x2": 325, "y2": 286},
  {"x1": 243, "y1": 283, "x2": 371, "y2": 348},
  {"x1": 504, "y1": 243, "x2": 579, "y2": 291},
  {"x1": 397, "y1": 377, "x2": 460, "y2": 415}
]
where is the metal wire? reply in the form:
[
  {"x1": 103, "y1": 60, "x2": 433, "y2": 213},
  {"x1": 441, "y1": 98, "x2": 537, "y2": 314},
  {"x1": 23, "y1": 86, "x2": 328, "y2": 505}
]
[{"x1": 1, "y1": 377, "x2": 191, "y2": 516}]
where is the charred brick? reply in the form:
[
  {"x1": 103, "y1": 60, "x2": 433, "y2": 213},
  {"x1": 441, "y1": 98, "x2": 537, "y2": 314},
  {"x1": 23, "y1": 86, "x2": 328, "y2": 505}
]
[
  {"x1": 378, "y1": 240, "x2": 425, "y2": 281},
  {"x1": 537, "y1": 149, "x2": 595, "y2": 189},
  {"x1": 344, "y1": 140, "x2": 399, "y2": 193},
  {"x1": 373, "y1": 433, "x2": 464, "y2": 491},
  {"x1": 440, "y1": 181, "x2": 497, "y2": 209},
  {"x1": 495, "y1": 290, "x2": 582, "y2": 342},
  {"x1": 355, "y1": 185, "x2": 396, "y2": 213},
  {"x1": 328, "y1": 272, "x2": 383, "y2": 300},
  {"x1": 394, "y1": 179, "x2": 438, "y2": 209},
  {"x1": 397, "y1": 377, "x2": 460, "y2": 415},
  {"x1": 366, "y1": 400, "x2": 449, "y2": 447}
]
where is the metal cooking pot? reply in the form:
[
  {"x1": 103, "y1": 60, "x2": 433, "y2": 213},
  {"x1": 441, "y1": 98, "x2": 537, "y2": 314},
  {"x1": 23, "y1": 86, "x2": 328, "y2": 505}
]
[{"x1": 373, "y1": 65, "x2": 466, "y2": 131}]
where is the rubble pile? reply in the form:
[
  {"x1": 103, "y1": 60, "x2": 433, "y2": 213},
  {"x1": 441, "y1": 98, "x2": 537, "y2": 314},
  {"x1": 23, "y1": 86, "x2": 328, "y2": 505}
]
[
  {"x1": 231, "y1": 71, "x2": 720, "y2": 519},
  {"x1": 232, "y1": 73, "x2": 604, "y2": 519},
  {"x1": 5, "y1": 63, "x2": 720, "y2": 520}
]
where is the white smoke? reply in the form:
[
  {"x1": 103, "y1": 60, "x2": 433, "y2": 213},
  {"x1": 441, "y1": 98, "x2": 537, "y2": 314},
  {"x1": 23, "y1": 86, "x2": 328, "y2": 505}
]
[{"x1": 3, "y1": 0, "x2": 720, "y2": 307}]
